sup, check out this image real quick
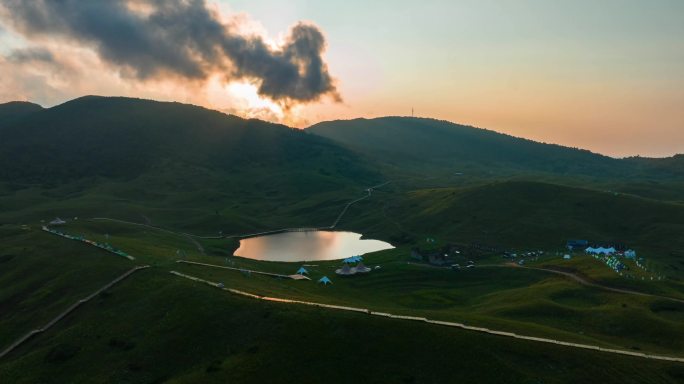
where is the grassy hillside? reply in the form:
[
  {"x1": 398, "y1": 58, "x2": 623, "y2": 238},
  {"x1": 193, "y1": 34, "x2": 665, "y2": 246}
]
[
  {"x1": 308, "y1": 117, "x2": 684, "y2": 196},
  {"x1": 2, "y1": 227, "x2": 684, "y2": 383},
  {"x1": 2, "y1": 97, "x2": 683, "y2": 382},
  {"x1": 0, "y1": 96, "x2": 376, "y2": 185},
  {"x1": 308, "y1": 117, "x2": 630, "y2": 176},
  {"x1": 335, "y1": 180, "x2": 684, "y2": 280},
  {"x1": 0, "y1": 96, "x2": 380, "y2": 233}
]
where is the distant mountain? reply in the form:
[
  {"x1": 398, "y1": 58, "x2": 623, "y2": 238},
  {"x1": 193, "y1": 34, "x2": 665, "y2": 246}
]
[
  {"x1": 308, "y1": 117, "x2": 680, "y2": 179},
  {"x1": 0, "y1": 96, "x2": 377, "y2": 186},
  {"x1": 625, "y1": 155, "x2": 684, "y2": 178}
]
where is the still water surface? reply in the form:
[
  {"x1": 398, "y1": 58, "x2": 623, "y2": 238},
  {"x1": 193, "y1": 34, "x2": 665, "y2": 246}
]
[{"x1": 234, "y1": 231, "x2": 394, "y2": 262}]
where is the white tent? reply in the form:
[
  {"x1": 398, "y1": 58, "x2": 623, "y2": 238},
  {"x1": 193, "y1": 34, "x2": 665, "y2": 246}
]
[
  {"x1": 335, "y1": 264, "x2": 356, "y2": 276},
  {"x1": 354, "y1": 262, "x2": 371, "y2": 273},
  {"x1": 586, "y1": 246, "x2": 616, "y2": 255},
  {"x1": 49, "y1": 217, "x2": 66, "y2": 225}
]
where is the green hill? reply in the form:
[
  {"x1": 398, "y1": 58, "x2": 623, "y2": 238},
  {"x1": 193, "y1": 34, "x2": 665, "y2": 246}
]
[
  {"x1": 0, "y1": 96, "x2": 375, "y2": 185},
  {"x1": 308, "y1": 117, "x2": 683, "y2": 181},
  {"x1": 386, "y1": 181, "x2": 684, "y2": 248},
  {"x1": 0, "y1": 96, "x2": 380, "y2": 233},
  {"x1": 0, "y1": 101, "x2": 43, "y2": 126},
  {"x1": 344, "y1": 180, "x2": 684, "y2": 280}
]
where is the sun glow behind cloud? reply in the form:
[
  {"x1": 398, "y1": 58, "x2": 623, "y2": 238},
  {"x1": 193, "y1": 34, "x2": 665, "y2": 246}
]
[{"x1": 0, "y1": 0, "x2": 339, "y2": 127}]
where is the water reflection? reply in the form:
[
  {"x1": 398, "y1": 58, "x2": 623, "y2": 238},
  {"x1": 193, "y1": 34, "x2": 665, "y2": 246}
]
[{"x1": 234, "y1": 231, "x2": 394, "y2": 262}]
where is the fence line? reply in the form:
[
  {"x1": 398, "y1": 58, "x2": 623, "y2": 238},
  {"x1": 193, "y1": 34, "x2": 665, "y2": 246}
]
[
  {"x1": 0, "y1": 266, "x2": 149, "y2": 360},
  {"x1": 169, "y1": 270, "x2": 684, "y2": 364}
]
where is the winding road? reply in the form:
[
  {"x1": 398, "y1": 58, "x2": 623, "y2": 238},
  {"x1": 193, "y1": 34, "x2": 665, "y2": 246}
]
[{"x1": 92, "y1": 180, "x2": 393, "y2": 240}]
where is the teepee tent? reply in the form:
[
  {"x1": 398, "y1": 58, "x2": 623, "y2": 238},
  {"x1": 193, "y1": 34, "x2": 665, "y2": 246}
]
[
  {"x1": 296, "y1": 267, "x2": 309, "y2": 275},
  {"x1": 318, "y1": 276, "x2": 332, "y2": 285},
  {"x1": 354, "y1": 262, "x2": 371, "y2": 273},
  {"x1": 336, "y1": 264, "x2": 355, "y2": 275}
]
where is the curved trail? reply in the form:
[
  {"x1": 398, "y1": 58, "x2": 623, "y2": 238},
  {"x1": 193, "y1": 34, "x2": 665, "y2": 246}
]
[
  {"x1": 510, "y1": 264, "x2": 684, "y2": 304},
  {"x1": 412, "y1": 261, "x2": 684, "y2": 304},
  {"x1": 92, "y1": 180, "x2": 393, "y2": 240},
  {"x1": 169, "y1": 270, "x2": 684, "y2": 364}
]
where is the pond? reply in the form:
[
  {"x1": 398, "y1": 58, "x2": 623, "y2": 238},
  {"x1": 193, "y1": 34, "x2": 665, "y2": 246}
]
[{"x1": 233, "y1": 231, "x2": 394, "y2": 262}]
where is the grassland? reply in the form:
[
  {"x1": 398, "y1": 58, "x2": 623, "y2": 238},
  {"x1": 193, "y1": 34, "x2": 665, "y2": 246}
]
[
  {"x1": 2, "y1": 98, "x2": 684, "y2": 382},
  {"x1": 1, "y1": 230, "x2": 684, "y2": 383}
]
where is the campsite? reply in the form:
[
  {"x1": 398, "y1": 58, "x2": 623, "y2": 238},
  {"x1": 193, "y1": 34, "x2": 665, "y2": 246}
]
[{"x1": 1, "y1": 2, "x2": 684, "y2": 381}]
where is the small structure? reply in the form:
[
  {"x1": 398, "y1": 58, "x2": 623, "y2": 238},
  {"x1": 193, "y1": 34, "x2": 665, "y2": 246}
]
[
  {"x1": 624, "y1": 249, "x2": 636, "y2": 259},
  {"x1": 296, "y1": 267, "x2": 309, "y2": 275},
  {"x1": 49, "y1": 217, "x2": 66, "y2": 225},
  {"x1": 318, "y1": 276, "x2": 332, "y2": 285},
  {"x1": 585, "y1": 246, "x2": 616, "y2": 255},
  {"x1": 563, "y1": 254, "x2": 572, "y2": 260},
  {"x1": 336, "y1": 264, "x2": 355, "y2": 276},
  {"x1": 354, "y1": 262, "x2": 371, "y2": 273}
]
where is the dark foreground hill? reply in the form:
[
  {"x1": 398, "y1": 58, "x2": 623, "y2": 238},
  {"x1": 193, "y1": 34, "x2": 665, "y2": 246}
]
[
  {"x1": 0, "y1": 101, "x2": 43, "y2": 125},
  {"x1": 0, "y1": 96, "x2": 376, "y2": 186},
  {"x1": 0, "y1": 96, "x2": 379, "y2": 232}
]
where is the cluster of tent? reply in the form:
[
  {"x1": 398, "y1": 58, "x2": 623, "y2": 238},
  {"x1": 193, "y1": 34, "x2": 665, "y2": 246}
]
[
  {"x1": 336, "y1": 255, "x2": 372, "y2": 276},
  {"x1": 42, "y1": 226, "x2": 132, "y2": 259},
  {"x1": 590, "y1": 253, "x2": 627, "y2": 273},
  {"x1": 295, "y1": 267, "x2": 332, "y2": 285},
  {"x1": 335, "y1": 262, "x2": 371, "y2": 276},
  {"x1": 585, "y1": 247, "x2": 637, "y2": 259},
  {"x1": 585, "y1": 246, "x2": 617, "y2": 255},
  {"x1": 342, "y1": 255, "x2": 364, "y2": 264}
]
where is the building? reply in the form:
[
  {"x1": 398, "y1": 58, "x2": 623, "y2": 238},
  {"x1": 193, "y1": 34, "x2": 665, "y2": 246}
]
[{"x1": 566, "y1": 240, "x2": 588, "y2": 250}]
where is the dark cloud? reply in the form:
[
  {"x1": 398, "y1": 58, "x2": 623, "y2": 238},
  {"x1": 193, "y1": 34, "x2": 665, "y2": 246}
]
[
  {"x1": 0, "y1": 0, "x2": 340, "y2": 103},
  {"x1": 8, "y1": 47, "x2": 55, "y2": 63}
]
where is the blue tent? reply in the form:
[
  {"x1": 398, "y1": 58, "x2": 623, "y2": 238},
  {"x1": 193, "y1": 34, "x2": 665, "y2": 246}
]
[
  {"x1": 296, "y1": 267, "x2": 309, "y2": 275},
  {"x1": 342, "y1": 255, "x2": 364, "y2": 264},
  {"x1": 318, "y1": 276, "x2": 332, "y2": 285}
]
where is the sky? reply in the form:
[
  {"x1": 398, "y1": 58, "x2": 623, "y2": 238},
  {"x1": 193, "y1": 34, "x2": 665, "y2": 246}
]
[{"x1": 0, "y1": 0, "x2": 683, "y2": 157}]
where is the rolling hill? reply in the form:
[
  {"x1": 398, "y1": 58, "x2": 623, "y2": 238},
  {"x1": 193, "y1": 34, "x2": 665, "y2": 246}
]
[
  {"x1": 0, "y1": 96, "x2": 376, "y2": 185},
  {"x1": 0, "y1": 96, "x2": 380, "y2": 233},
  {"x1": 308, "y1": 117, "x2": 683, "y2": 181},
  {"x1": 0, "y1": 101, "x2": 43, "y2": 126}
]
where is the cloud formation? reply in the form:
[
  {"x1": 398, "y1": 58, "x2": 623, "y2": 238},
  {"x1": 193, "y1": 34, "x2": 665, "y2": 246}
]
[
  {"x1": 0, "y1": 0, "x2": 340, "y2": 104},
  {"x1": 7, "y1": 47, "x2": 55, "y2": 63}
]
